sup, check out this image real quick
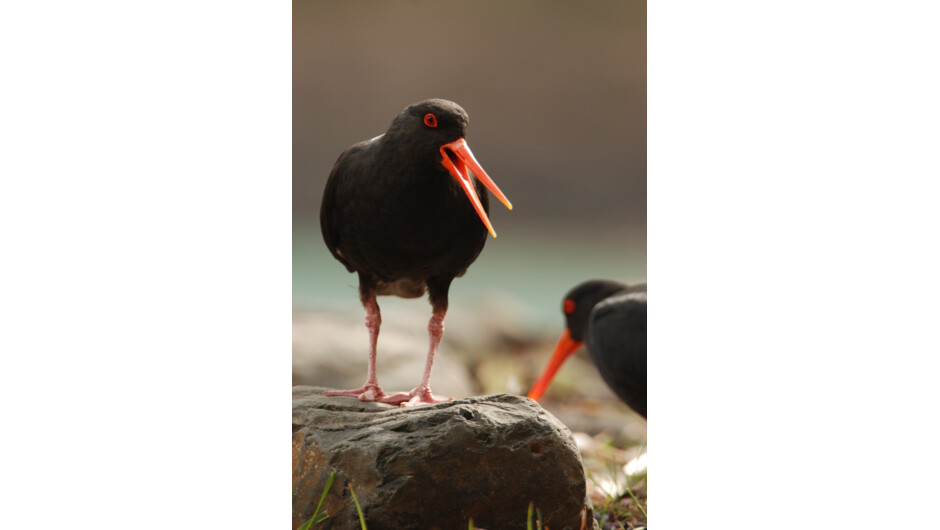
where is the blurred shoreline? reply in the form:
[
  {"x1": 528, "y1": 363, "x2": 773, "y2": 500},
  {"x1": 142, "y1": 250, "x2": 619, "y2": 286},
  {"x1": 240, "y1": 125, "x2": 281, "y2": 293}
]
[{"x1": 293, "y1": 219, "x2": 646, "y2": 328}]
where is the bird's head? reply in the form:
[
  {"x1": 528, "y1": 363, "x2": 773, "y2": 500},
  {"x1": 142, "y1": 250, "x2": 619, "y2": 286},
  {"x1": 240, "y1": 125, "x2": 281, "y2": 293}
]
[
  {"x1": 386, "y1": 99, "x2": 512, "y2": 238},
  {"x1": 527, "y1": 280, "x2": 631, "y2": 401}
]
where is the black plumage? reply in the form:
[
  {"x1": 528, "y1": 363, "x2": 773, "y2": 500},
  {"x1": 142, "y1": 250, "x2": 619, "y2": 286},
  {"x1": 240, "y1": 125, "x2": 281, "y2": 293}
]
[
  {"x1": 528, "y1": 280, "x2": 647, "y2": 418},
  {"x1": 320, "y1": 99, "x2": 512, "y2": 406}
]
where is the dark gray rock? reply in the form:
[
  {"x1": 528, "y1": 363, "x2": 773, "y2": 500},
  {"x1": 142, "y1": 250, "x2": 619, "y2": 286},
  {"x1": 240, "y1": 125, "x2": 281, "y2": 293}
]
[{"x1": 292, "y1": 386, "x2": 596, "y2": 530}]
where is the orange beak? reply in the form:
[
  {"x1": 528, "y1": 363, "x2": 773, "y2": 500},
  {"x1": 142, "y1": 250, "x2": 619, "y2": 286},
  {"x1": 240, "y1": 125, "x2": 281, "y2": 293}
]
[
  {"x1": 439, "y1": 137, "x2": 513, "y2": 238},
  {"x1": 527, "y1": 329, "x2": 584, "y2": 401}
]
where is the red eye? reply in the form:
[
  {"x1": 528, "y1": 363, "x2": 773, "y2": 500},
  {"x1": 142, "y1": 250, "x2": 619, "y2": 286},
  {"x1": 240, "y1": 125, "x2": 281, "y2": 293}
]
[
  {"x1": 563, "y1": 298, "x2": 576, "y2": 315},
  {"x1": 424, "y1": 113, "x2": 438, "y2": 128}
]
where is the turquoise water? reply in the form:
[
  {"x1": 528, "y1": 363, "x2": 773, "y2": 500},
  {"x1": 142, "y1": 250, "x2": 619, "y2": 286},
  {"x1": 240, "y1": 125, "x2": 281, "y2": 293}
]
[{"x1": 293, "y1": 220, "x2": 646, "y2": 327}]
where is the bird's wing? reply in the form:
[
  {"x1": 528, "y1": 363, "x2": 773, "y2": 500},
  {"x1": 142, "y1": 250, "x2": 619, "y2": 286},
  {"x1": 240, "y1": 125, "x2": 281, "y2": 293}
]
[
  {"x1": 588, "y1": 291, "x2": 647, "y2": 414},
  {"x1": 588, "y1": 292, "x2": 647, "y2": 372},
  {"x1": 625, "y1": 283, "x2": 647, "y2": 294},
  {"x1": 320, "y1": 141, "x2": 371, "y2": 272}
]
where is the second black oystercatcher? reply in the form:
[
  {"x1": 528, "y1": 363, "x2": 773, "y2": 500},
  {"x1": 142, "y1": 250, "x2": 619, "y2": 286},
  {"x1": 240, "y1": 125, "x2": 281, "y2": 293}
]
[
  {"x1": 320, "y1": 99, "x2": 512, "y2": 407},
  {"x1": 528, "y1": 280, "x2": 647, "y2": 418}
]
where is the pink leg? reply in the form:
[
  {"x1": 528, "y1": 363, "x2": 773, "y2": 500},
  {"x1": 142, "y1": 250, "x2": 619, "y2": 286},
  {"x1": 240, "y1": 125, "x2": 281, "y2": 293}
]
[
  {"x1": 380, "y1": 307, "x2": 452, "y2": 407},
  {"x1": 323, "y1": 293, "x2": 388, "y2": 401}
]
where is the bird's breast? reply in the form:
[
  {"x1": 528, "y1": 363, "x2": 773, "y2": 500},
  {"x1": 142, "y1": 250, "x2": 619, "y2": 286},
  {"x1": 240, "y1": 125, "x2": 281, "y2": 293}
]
[{"x1": 335, "y1": 161, "x2": 488, "y2": 280}]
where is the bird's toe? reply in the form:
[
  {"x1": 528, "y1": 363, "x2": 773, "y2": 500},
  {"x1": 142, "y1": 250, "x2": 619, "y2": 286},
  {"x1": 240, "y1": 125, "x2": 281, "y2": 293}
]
[
  {"x1": 324, "y1": 384, "x2": 386, "y2": 402},
  {"x1": 377, "y1": 391, "x2": 413, "y2": 406},
  {"x1": 358, "y1": 388, "x2": 381, "y2": 401},
  {"x1": 400, "y1": 388, "x2": 453, "y2": 407}
]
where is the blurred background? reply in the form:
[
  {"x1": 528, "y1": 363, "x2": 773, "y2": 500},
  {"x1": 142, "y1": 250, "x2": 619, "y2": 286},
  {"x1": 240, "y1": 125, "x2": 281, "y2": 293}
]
[{"x1": 293, "y1": 1, "x2": 647, "y2": 490}]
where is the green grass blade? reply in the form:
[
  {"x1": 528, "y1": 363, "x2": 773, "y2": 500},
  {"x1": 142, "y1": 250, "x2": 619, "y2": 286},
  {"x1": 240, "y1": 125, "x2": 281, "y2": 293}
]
[
  {"x1": 623, "y1": 484, "x2": 647, "y2": 520},
  {"x1": 527, "y1": 501, "x2": 534, "y2": 530},
  {"x1": 312, "y1": 471, "x2": 336, "y2": 521},
  {"x1": 536, "y1": 508, "x2": 543, "y2": 530},
  {"x1": 299, "y1": 471, "x2": 337, "y2": 530},
  {"x1": 349, "y1": 484, "x2": 367, "y2": 530},
  {"x1": 297, "y1": 511, "x2": 328, "y2": 530},
  {"x1": 468, "y1": 517, "x2": 473, "y2": 530}
]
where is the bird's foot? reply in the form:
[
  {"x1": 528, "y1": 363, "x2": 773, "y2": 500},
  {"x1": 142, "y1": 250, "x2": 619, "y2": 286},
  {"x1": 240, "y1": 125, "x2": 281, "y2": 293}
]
[
  {"x1": 323, "y1": 383, "x2": 386, "y2": 402},
  {"x1": 378, "y1": 386, "x2": 453, "y2": 407}
]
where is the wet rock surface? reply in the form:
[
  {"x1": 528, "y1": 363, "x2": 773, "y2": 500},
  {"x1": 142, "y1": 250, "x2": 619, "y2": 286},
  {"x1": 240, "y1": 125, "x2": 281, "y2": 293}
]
[{"x1": 292, "y1": 386, "x2": 597, "y2": 530}]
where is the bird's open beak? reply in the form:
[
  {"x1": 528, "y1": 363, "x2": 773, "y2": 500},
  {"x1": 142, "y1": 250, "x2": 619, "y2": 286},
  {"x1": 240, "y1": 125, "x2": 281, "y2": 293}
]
[
  {"x1": 440, "y1": 137, "x2": 512, "y2": 238},
  {"x1": 527, "y1": 329, "x2": 584, "y2": 401}
]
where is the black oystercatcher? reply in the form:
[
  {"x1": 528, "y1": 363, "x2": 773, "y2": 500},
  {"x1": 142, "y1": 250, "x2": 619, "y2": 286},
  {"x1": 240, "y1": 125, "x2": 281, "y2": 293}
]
[
  {"x1": 528, "y1": 280, "x2": 647, "y2": 418},
  {"x1": 320, "y1": 99, "x2": 512, "y2": 407}
]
